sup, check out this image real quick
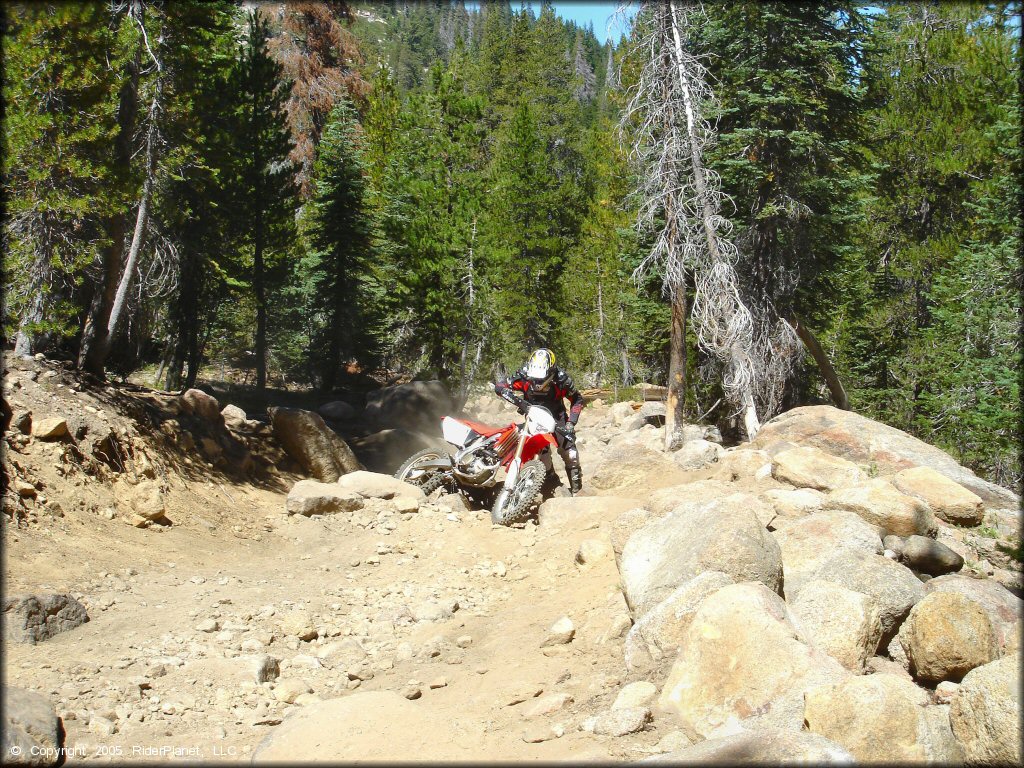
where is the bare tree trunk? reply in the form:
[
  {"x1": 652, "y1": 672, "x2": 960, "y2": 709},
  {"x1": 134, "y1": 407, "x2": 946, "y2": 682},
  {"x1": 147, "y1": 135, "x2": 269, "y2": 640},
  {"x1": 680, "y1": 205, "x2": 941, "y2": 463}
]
[
  {"x1": 791, "y1": 315, "x2": 850, "y2": 410},
  {"x1": 78, "y1": 2, "x2": 143, "y2": 374},
  {"x1": 80, "y1": 3, "x2": 160, "y2": 377},
  {"x1": 14, "y1": 291, "x2": 46, "y2": 356},
  {"x1": 96, "y1": 74, "x2": 162, "y2": 359},
  {"x1": 665, "y1": 294, "x2": 687, "y2": 449},
  {"x1": 254, "y1": 207, "x2": 267, "y2": 392}
]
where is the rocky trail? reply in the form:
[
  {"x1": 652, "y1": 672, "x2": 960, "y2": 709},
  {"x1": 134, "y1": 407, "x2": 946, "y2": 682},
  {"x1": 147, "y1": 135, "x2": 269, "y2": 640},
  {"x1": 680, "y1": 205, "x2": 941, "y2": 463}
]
[{"x1": 2, "y1": 351, "x2": 1021, "y2": 764}]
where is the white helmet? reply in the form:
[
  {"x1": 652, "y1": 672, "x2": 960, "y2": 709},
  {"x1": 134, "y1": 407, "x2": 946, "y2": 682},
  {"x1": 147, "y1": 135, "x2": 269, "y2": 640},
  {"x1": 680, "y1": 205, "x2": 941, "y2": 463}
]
[{"x1": 524, "y1": 348, "x2": 556, "y2": 389}]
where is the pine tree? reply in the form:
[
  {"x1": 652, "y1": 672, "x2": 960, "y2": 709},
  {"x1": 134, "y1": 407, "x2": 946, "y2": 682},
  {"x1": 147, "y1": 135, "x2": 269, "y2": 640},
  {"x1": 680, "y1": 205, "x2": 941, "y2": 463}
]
[
  {"x1": 3, "y1": 3, "x2": 133, "y2": 356},
  {"x1": 223, "y1": 10, "x2": 300, "y2": 392},
  {"x1": 838, "y1": 3, "x2": 1020, "y2": 485},
  {"x1": 485, "y1": 100, "x2": 563, "y2": 366},
  {"x1": 301, "y1": 98, "x2": 376, "y2": 390},
  {"x1": 700, "y1": 1, "x2": 867, "y2": 416},
  {"x1": 155, "y1": 1, "x2": 239, "y2": 389},
  {"x1": 369, "y1": 48, "x2": 488, "y2": 384}
]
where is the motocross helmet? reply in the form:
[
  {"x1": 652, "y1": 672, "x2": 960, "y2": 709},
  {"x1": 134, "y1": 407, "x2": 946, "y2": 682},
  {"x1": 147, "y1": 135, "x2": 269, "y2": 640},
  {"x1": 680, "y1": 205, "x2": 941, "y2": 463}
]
[{"x1": 524, "y1": 348, "x2": 556, "y2": 391}]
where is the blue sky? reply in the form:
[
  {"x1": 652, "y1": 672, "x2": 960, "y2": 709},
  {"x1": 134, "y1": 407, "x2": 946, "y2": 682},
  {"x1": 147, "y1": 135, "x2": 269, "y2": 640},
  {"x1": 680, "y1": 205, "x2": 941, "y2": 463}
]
[
  {"x1": 549, "y1": 2, "x2": 637, "y2": 44},
  {"x1": 465, "y1": 2, "x2": 637, "y2": 44}
]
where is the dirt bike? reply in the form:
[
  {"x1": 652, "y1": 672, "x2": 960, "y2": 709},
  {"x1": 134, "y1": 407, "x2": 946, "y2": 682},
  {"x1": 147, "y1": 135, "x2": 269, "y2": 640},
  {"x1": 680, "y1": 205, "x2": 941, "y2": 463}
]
[{"x1": 394, "y1": 389, "x2": 568, "y2": 526}]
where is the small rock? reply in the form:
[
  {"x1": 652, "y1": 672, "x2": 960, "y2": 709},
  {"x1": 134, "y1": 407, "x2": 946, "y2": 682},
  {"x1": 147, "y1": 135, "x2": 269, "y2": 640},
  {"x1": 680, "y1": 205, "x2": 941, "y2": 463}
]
[
  {"x1": 593, "y1": 706, "x2": 651, "y2": 736},
  {"x1": 652, "y1": 729, "x2": 693, "y2": 754},
  {"x1": 279, "y1": 611, "x2": 317, "y2": 641},
  {"x1": 522, "y1": 725, "x2": 561, "y2": 743},
  {"x1": 504, "y1": 686, "x2": 544, "y2": 707},
  {"x1": 32, "y1": 418, "x2": 69, "y2": 441},
  {"x1": 575, "y1": 539, "x2": 612, "y2": 566},
  {"x1": 521, "y1": 693, "x2": 573, "y2": 719},
  {"x1": 541, "y1": 616, "x2": 575, "y2": 647},
  {"x1": 254, "y1": 656, "x2": 281, "y2": 684},
  {"x1": 901, "y1": 535, "x2": 964, "y2": 576},
  {"x1": 195, "y1": 619, "x2": 219, "y2": 633},
  {"x1": 393, "y1": 496, "x2": 420, "y2": 514},
  {"x1": 411, "y1": 600, "x2": 458, "y2": 623},
  {"x1": 272, "y1": 679, "x2": 312, "y2": 704},
  {"x1": 402, "y1": 685, "x2": 422, "y2": 700},
  {"x1": 428, "y1": 677, "x2": 447, "y2": 689},
  {"x1": 455, "y1": 635, "x2": 473, "y2": 648},
  {"x1": 612, "y1": 681, "x2": 657, "y2": 710},
  {"x1": 88, "y1": 715, "x2": 117, "y2": 736}
]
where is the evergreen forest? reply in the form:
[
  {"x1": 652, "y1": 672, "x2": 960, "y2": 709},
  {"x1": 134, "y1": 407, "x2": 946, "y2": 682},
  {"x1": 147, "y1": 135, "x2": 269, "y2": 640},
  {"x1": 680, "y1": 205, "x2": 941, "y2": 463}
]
[{"x1": 2, "y1": 1, "x2": 1020, "y2": 491}]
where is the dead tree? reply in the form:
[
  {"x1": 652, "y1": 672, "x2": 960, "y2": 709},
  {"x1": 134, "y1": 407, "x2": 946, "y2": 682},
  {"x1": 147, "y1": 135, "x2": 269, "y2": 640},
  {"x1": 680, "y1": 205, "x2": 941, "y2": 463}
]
[
  {"x1": 620, "y1": 1, "x2": 761, "y2": 445},
  {"x1": 79, "y1": 0, "x2": 164, "y2": 376}
]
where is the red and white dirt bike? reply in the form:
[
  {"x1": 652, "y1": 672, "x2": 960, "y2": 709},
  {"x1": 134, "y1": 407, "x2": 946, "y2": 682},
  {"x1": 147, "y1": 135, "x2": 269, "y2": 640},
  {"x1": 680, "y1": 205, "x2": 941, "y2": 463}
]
[{"x1": 394, "y1": 389, "x2": 569, "y2": 526}]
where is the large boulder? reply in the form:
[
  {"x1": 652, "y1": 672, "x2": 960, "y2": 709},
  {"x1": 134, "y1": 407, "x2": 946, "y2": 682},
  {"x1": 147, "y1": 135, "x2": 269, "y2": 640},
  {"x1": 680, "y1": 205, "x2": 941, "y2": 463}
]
[
  {"x1": 801, "y1": 550, "x2": 925, "y2": 637},
  {"x1": 923, "y1": 574, "x2": 1023, "y2": 655},
  {"x1": 758, "y1": 487, "x2": 826, "y2": 521},
  {"x1": 948, "y1": 655, "x2": 1021, "y2": 765},
  {"x1": 4, "y1": 594, "x2": 89, "y2": 644},
  {"x1": 892, "y1": 466, "x2": 985, "y2": 526},
  {"x1": 804, "y1": 674, "x2": 960, "y2": 763},
  {"x1": 116, "y1": 479, "x2": 167, "y2": 523},
  {"x1": 770, "y1": 510, "x2": 883, "y2": 599},
  {"x1": 897, "y1": 591, "x2": 998, "y2": 684},
  {"x1": 589, "y1": 445, "x2": 686, "y2": 494},
  {"x1": 364, "y1": 380, "x2": 454, "y2": 433},
  {"x1": 624, "y1": 571, "x2": 736, "y2": 672},
  {"x1": 317, "y1": 400, "x2": 355, "y2": 422},
  {"x1": 790, "y1": 580, "x2": 883, "y2": 672},
  {"x1": 220, "y1": 404, "x2": 249, "y2": 430},
  {"x1": 285, "y1": 480, "x2": 364, "y2": 517},
  {"x1": 619, "y1": 497, "x2": 782, "y2": 618},
  {"x1": 771, "y1": 445, "x2": 865, "y2": 492},
  {"x1": 251, "y1": 691, "x2": 477, "y2": 762},
  {"x1": 900, "y1": 534, "x2": 964, "y2": 576},
  {"x1": 178, "y1": 387, "x2": 223, "y2": 427},
  {"x1": 646, "y1": 479, "x2": 736, "y2": 518},
  {"x1": 751, "y1": 405, "x2": 1018, "y2": 509},
  {"x1": 658, "y1": 583, "x2": 846, "y2": 739},
  {"x1": 537, "y1": 495, "x2": 640, "y2": 531},
  {"x1": 610, "y1": 507, "x2": 658, "y2": 560},
  {"x1": 672, "y1": 439, "x2": 723, "y2": 470},
  {"x1": 2, "y1": 687, "x2": 63, "y2": 766},
  {"x1": 335, "y1": 471, "x2": 425, "y2": 503},
  {"x1": 822, "y1": 479, "x2": 936, "y2": 537},
  {"x1": 645, "y1": 728, "x2": 855, "y2": 764},
  {"x1": 711, "y1": 448, "x2": 773, "y2": 483},
  {"x1": 269, "y1": 407, "x2": 363, "y2": 482}
]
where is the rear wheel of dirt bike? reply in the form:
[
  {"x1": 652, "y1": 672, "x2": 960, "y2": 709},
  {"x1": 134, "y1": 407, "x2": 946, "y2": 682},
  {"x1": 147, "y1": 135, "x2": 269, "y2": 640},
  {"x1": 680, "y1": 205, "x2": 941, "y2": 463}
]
[
  {"x1": 395, "y1": 449, "x2": 451, "y2": 495},
  {"x1": 491, "y1": 459, "x2": 545, "y2": 526}
]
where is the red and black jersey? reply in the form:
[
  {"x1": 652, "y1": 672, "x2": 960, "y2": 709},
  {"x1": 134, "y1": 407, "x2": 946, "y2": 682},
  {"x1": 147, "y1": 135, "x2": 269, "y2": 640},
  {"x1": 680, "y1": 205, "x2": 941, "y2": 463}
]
[{"x1": 495, "y1": 366, "x2": 585, "y2": 425}]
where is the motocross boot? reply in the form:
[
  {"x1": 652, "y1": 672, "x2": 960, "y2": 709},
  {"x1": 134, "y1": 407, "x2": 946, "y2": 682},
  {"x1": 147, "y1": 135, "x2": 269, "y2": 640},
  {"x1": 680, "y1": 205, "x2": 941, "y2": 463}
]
[{"x1": 568, "y1": 465, "x2": 582, "y2": 495}]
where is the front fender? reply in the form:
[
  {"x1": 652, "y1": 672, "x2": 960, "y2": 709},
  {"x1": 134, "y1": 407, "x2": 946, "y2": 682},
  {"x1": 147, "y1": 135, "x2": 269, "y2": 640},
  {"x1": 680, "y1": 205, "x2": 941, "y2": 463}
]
[{"x1": 520, "y1": 433, "x2": 557, "y2": 463}]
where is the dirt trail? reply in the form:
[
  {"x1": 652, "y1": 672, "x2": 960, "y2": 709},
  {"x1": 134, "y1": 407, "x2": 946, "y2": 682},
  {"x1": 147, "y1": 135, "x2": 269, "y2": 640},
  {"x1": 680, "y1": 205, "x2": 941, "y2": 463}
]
[{"x1": 3, "y1": 385, "x2": 711, "y2": 763}]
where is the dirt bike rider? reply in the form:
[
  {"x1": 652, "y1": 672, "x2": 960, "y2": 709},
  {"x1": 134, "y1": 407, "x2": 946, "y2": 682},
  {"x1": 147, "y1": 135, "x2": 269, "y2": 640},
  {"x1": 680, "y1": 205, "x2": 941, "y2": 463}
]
[{"x1": 494, "y1": 348, "x2": 584, "y2": 494}]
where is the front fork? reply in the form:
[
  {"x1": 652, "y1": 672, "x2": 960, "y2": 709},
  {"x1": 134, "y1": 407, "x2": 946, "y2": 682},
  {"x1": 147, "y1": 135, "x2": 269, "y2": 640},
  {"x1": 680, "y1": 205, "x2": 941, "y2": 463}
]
[{"x1": 493, "y1": 432, "x2": 527, "y2": 512}]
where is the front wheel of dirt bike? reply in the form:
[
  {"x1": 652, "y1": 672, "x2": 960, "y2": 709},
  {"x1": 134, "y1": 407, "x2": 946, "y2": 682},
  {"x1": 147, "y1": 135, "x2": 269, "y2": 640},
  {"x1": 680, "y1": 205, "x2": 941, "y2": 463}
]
[
  {"x1": 395, "y1": 449, "x2": 451, "y2": 495},
  {"x1": 491, "y1": 459, "x2": 546, "y2": 526}
]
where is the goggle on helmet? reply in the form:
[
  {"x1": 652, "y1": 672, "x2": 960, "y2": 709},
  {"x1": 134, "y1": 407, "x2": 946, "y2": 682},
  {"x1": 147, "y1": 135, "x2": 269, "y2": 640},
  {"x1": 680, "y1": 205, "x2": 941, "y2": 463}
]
[{"x1": 524, "y1": 348, "x2": 556, "y2": 390}]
